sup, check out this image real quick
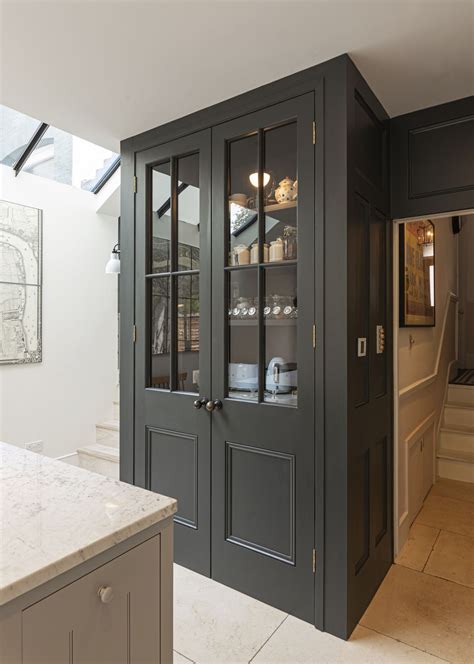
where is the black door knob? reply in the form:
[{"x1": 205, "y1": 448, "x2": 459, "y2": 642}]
[
  {"x1": 193, "y1": 397, "x2": 208, "y2": 410},
  {"x1": 206, "y1": 399, "x2": 223, "y2": 412}
]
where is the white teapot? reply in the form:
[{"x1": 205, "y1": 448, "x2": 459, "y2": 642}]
[{"x1": 275, "y1": 176, "x2": 297, "y2": 203}]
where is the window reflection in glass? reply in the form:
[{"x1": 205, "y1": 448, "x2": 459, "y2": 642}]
[
  {"x1": 151, "y1": 161, "x2": 171, "y2": 273},
  {"x1": 227, "y1": 134, "x2": 258, "y2": 266},
  {"x1": 150, "y1": 277, "x2": 171, "y2": 389},
  {"x1": 177, "y1": 153, "x2": 200, "y2": 271},
  {"x1": 176, "y1": 274, "x2": 200, "y2": 392}
]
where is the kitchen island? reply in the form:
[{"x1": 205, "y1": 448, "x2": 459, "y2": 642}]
[{"x1": 0, "y1": 442, "x2": 177, "y2": 664}]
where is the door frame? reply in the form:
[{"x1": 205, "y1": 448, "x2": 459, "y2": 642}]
[{"x1": 391, "y1": 208, "x2": 474, "y2": 555}]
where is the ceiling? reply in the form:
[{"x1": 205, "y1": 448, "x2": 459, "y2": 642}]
[{"x1": 1, "y1": 1, "x2": 473, "y2": 152}]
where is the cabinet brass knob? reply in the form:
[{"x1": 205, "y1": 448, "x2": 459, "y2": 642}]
[
  {"x1": 206, "y1": 399, "x2": 223, "y2": 412},
  {"x1": 98, "y1": 586, "x2": 114, "y2": 604}
]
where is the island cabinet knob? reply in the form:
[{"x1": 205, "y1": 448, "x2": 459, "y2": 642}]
[{"x1": 98, "y1": 585, "x2": 114, "y2": 604}]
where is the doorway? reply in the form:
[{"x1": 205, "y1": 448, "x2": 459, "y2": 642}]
[{"x1": 393, "y1": 212, "x2": 474, "y2": 554}]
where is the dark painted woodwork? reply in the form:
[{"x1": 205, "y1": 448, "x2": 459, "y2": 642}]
[
  {"x1": 210, "y1": 95, "x2": 316, "y2": 622},
  {"x1": 391, "y1": 96, "x2": 474, "y2": 218},
  {"x1": 346, "y1": 59, "x2": 392, "y2": 636},
  {"x1": 134, "y1": 131, "x2": 212, "y2": 575},
  {"x1": 120, "y1": 53, "x2": 392, "y2": 640}
]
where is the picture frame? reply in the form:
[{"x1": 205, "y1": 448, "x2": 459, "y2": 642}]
[
  {"x1": 0, "y1": 200, "x2": 43, "y2": 364},
  {"x1": 399, "y1": 219, "x2": 435, "y2": 327}
]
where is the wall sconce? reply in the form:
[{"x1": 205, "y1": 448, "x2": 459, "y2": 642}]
[
  {"x1": 105, "y1": 243, "x2": 120, "y2": 274},
  {"x1": 417, "y1": 220, "x2": 434, "y2": 258}
]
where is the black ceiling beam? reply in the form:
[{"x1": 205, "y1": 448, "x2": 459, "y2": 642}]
[
  {"x1": 91, "y1": 154, "x2": 121, "y2": 194},
  {"x1": 12, "y1": 122, "x2": 49, "y2": 176}
]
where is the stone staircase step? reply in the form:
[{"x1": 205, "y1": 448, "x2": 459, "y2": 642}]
[
  {"x1": 96, "y1": 420, "x2": 119, "y2": 447},
  {"x1": 439, "y1": 425, "x2": 474, "y2": 453},
  {"x1": 77, "y1": 443, "x2": 119, "y2": 480},
  {"x1": 443, "y1": 403, "x2": 474, "y2": 428},
  {"x1": 437, "y1": 448, "x2": 474, "y2": 483},
  {"x1": 447, "y1": 384, "x2": 474, "y2": 407}
]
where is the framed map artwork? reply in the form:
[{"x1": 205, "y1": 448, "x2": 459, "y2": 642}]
[{"x1": 0, "y1": 200, "x2": 42, "y2": 364}]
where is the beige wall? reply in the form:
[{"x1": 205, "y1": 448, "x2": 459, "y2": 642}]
[
  {"x1": 459, "y1": 215, "x2": 474, "y2": 369},
  {"x1": 396, "y1": 216, "x2": 458, "y2": 552}
]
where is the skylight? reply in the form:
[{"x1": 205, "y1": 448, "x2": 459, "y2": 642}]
[{"x1": 0, "y1": 104, "x2": 119, "y2": 193}]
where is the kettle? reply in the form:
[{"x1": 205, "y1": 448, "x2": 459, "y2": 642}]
[
  {"x1": 266, "y1": 357, "x2": 297, "y2": 394},
  {"x1": 266, "y1": 357, "x2": 285, "y2": 393}
]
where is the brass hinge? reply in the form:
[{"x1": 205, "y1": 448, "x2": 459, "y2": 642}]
[
  {"x1": 312, "y1": 323, "x2": 316, "y2": 349},
  {"x1": 312, "y1": 121, "x2": 316, "y2": 145},
  {"x1": 312, "y1": 548, "x2": 316, "y2": 574},
  {"x1": 132, "y1": 324, "x2": 137, "y2": 343},
  {"x1": 132, "y1": 176, "x2": 137, "y2": 193}
]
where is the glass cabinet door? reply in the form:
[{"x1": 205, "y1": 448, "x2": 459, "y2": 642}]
[
  {"x1": 148, "y1": 153, "x2": 201, "y2": 393},
  {"x1": 225, "y1": 121, "x2": 299, "y2": 406}
]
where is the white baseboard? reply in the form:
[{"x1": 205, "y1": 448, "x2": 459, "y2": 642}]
[{"x1": 55, "y1": 452, "x2": 79, "y2": 466}]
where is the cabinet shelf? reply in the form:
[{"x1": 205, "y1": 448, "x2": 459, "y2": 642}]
[
  {"x1": 229, "y1": 319, "x2": 297, "y2": 327},
  {"x1": 245, "y1": 200, "x2": 297, "y2": 213}
]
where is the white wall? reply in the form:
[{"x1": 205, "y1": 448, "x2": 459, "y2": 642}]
[{"x1": 0, "y1": 165, "x2": 118, "y2": 458}]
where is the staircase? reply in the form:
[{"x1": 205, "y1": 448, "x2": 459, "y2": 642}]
[
  {"x1": 437, "y1": 384, "x2": 474, "y2": 483},
  {"x1": 77, "y1": 401, "x2": 120, "y2": 479}
]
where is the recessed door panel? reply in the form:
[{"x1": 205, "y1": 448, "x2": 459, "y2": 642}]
[{"x1": 225, "y1": 442, "x2": 295, "y2": 562}]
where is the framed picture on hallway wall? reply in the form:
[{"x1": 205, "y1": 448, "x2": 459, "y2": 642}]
[
  {"x1": 399, "y1": 219, "x2": 435, "y2": 327},
  {"x1": 0, "y1": 200, "x2": 43, "y2": 364}
]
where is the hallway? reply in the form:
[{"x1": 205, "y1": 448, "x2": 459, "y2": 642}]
[{"x1": 173, "y1": 477, "x2": 473, "y2": 663}]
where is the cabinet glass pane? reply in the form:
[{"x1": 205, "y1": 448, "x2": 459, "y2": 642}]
[
  {"x1": 227, "y1": 134, "x2": 258, "y2": 266},
  {"x1": 264, "y1": 265, "x2": 297, "y2": 406},
  {"x1": 264, "y1": 123, "x2": 297, "y2": 263},
  {"x1": 150, "y1": 277, "x2": 171, "y2": 389},
  {"x1": 176, "y1": 274, "x2": 200, "y2": 392},
  {"x1": 151, "y1": 161, "x2": 171, "y2": 274},
  {"x1": 177, "y1": 153, "x2": 200, "y2": 271},
  {"x1": 228, "y1": 268, "x2": 258, "y2": 401}
]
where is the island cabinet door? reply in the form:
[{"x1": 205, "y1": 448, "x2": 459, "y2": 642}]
[{"x1": 22, "y1": 536, "x2": 165, "y2": 663}]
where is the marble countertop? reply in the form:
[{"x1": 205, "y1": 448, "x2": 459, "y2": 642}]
[{"x1": 0, "y1": 442, "x2": 177, "y2": 606}]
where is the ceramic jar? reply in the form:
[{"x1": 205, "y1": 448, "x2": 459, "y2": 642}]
[
  {"x1": 251, "y1": 242, "x2": 269, "y2": 263},
  {"x1": 234, "y1": 244, "x2": 250, "y2": 265},
  {"x1": 275, "y1": 176, "x2": 297, "y2": 204},
  {"x1": 269, "y1": 238, "x2": 284, "y2": 262}
]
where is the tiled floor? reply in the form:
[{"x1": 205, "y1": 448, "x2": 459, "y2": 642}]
[{"x1": 173, "y1": 478, "x2": 474, "y2": 663}]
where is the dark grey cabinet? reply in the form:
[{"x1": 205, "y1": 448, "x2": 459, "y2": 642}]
[
  {"x1": 391, "y1": 96, "x2": 474, "y2": 219},
  {"x1": 120, "y1": 54, "x2": 393, "y2": 639}
]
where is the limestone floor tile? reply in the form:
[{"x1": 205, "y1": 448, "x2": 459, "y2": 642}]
[
  {"x1": 174, "y1": 564, "x2": 287, "y2": 663},
  {"x1": 360, "y1": 564, "x2": 474, "y2": 663},
  {"x1": 430, "y1": 477, "x2": 474, "y2": 504},
  {"x1": 415, "y1": 493, "x2": 474, "y2": 538},
  {"x1": 395, "y1": 523, "x2": 440, "y2": 571},
  {"x1": 174, "y1": 650, "x2": 195, "y2": 664},
  {"x1": 424, "y1": 530, "x2": 474, "y2": 588},
  {"x1": 252, "y1": 616, "x2": 444, "y2": 663}
]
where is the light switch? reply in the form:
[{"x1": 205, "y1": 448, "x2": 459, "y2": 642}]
[
  {"x1": 357, "y1": 337, "x2": 367, "y2": 357},
  {"x1": 376, "y1": 325, "x2": 385, "y2": 354}
]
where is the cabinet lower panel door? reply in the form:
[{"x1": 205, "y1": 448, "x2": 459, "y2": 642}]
[
  {"x1": 134, "y1": 130, "x2": 212, "y2": 575},
  {"x1": 211, "y1": 93, "x2": 316, "y2": 622}
]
